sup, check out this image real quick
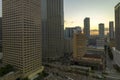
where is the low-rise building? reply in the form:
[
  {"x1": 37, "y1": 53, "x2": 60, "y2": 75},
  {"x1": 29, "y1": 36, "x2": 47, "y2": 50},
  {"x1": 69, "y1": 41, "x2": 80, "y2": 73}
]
[{"x1": 96, "y1": 37, "x2": 105, "y2": 49}]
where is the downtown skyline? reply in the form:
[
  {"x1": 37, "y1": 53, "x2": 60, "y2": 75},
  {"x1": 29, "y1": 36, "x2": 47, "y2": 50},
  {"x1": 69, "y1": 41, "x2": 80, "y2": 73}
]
[
  {"x1": 0, "y1": 0, "x2": 119, "y2": 35},
  {"x1": 0, "y1": 0, "x2": 120, "y2": 80},
  {"x1": 64, "y1": 0, "x2": 119, "y2": 30}
]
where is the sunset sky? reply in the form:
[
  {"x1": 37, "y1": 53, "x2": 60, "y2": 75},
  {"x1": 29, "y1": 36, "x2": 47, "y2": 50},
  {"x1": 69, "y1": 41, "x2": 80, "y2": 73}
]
[
  {"x1": 64, "y1": 0, "x2": 120, "y2": 31},
  {"x1": 0, "y1": 0, "x2": 119, "y2": 34}
]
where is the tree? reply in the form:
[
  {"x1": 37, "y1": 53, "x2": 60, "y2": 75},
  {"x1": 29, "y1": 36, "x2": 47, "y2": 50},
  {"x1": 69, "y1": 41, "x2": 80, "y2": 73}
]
[
  {"x1": 0, "y1": 64, "x2": 14, "y2": 77},
  {"x1": 113, "y1": 64, "x2": 120, "y2": 72},
  {"x1": 7, "y1": 64, "x2": 14, "y2": 71},
  {"x1": 104, "y1": 45, "x2": 107, "y2": 51},
  {"x1": 22, "y1": 77, "x2": 30, "y2": 80},
  {"x1": 108, "y1": 47, "x2": 113, "y2": 60}
]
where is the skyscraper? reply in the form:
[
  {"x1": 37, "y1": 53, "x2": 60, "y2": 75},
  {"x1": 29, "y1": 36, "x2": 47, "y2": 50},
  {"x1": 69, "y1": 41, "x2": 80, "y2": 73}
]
[
  {"x1": 41, "y1": 0, "x2": 64, "y2": 60},
  {"x1": 113, "y1": 2, "x2": 120, "y2": 67},
  {"x1": 109, "y1": 21, "x2": 114, "y2": 40},
  {"x1": 2, "y1": 0, "x2": 43, "y2": 79},
  {"x1": 73, "y1": 27, "x2": 87, "y2": 61},
  {"x1": 99, "y1": 23, "x2": 105, "y2": 38},
  {"x1": 115, "y1": 3, "x2": 120, "y2": 51},
  {"x1": 84, "y1": 17, "x2": 90, "y2": 38},
  {"x1": 96, "y1": 23, "x2": 105, "y2": 49}
]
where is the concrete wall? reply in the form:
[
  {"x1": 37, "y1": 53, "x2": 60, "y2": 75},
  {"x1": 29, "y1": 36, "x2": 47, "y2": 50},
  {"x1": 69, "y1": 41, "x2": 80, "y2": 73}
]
[{"x1": 112, "y1": 47, "x2": 120, "y2": 67}]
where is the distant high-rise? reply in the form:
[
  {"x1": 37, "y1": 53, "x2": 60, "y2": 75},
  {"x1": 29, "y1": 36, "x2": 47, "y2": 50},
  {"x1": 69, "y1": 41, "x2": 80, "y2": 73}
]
[
  {"x1": 99, "y1": 23, "x2": 105, "y2": 38},
  {"x1": 84, "y1": 17, "x2": 90, "y2": 38},
  {"x1": 73, "y1": 27, "x2": 87, "y2": 61},
  {"x1": 41, "y1": 0, "x2": 64, "y2": 60},
  {"x1": 109, "y1": 21, "x2": 114, "y2": 40},
  {"x1": 3, "y1": 0, "x2": 43, "y2": 79}
]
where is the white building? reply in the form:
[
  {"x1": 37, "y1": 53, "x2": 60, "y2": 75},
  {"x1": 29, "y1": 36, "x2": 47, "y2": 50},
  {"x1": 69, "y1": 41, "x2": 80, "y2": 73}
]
[{"x1": 112, "y1": 47, "x2": 120, "y2": 67}]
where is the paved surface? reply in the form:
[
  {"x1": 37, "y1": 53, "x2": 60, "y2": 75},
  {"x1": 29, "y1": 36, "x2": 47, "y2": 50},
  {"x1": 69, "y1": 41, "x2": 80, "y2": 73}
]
[
  {"x1": 45, "y1": 68, "x2": 99, "y2": 80},
  {"x1": 44, "y1": 63, "x2": 100, "y2": 80},
  {"x1": 105, "y1": 50, "x2": 120, "y2": 80},
  {"x1": 43, "y1": 48, "x2": 120, "y2": 80}
]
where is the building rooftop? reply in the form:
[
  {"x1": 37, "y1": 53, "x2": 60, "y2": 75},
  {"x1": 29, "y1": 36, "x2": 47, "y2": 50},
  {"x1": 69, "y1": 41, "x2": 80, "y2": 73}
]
[
  {"x1": 83, "y1": 53, "x2": 102, "y2": 59},
  {"x1": 115, "y1": 2, "x2": 120, "y2": 9}
]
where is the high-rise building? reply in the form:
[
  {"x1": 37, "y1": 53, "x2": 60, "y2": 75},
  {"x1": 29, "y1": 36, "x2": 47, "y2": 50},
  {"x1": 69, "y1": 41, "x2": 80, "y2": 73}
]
[
  {"x1": 73, "y1": 27, "x2": 87, "y2": 61},
  {"x1": 115, "y1": 4, "x2": 120, "y2": 51},
  {"x1": 99, "y1": 23, "x2": 105, "y2": 38},
  {"x1": 64, "y1": 26, "x2": 80, "y2": 39},
  {"x1": 112, "y1": 2, "x2": 120, "y2": 67},
  {"x1": 41, "y1": 0, "x2": 64, "y2": 60},
  {"x1": 3, "y1": 0, "x2": 43, "y2": 79},
  {"x1": 84, "y1": 17, "x2": 90, "y2": 38},
  {"x1": 97, "y1": 23, "x2": 105, "y2": 49},
  {"x1": 0, "y1": 17, "x2": 2, "y2": 48},
  {"x1": 109, "y1": 21, "x2": 114, "y2": 40}
]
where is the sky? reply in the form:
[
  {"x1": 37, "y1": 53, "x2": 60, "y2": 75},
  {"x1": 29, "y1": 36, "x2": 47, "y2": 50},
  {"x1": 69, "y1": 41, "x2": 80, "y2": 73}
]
[
  {"x1": 0, "y1": 0, "x2": 119, "y2": 31},
  {"x1": 64, "y1": 0, "x2": 120, "y2": 30}
]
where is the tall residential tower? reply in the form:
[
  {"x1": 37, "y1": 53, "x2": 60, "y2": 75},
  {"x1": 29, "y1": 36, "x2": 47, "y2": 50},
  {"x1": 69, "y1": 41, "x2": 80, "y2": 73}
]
[
  {"x1": 2, "y1": 0, "x2": 43, "y2": 79},
  {"x1": 115, "y1": 3, "x2": 120, "y2": 51},
  {"x1": 42, "y1": 0, "x2": 64, "y2": 60},
  {"x1": 84, "y1": 17, "x2": 90, "y2": 38},
  {"x1": 96, "y1": 23, "x2": 105, "y2": 49},
  {"x1": 99, "y1": 23, "x2": 105, "y2": 38},
  {"x1": 109, "y1": 21, "x2": 114, "y2": 40}
]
